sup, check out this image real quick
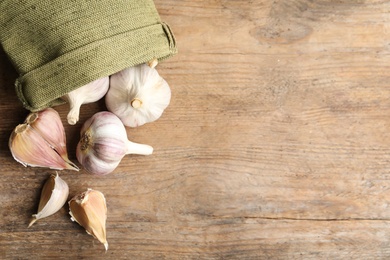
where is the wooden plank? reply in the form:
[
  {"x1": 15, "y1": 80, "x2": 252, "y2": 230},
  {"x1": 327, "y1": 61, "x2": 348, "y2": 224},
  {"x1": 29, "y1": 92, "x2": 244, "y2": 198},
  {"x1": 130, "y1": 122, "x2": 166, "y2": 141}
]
[
  {"x1": 1, "y1": 0, "x2": 390, "y2": 258},
  {"x1": 2, "y1": 219, "x2": 390, "y2": 259}
]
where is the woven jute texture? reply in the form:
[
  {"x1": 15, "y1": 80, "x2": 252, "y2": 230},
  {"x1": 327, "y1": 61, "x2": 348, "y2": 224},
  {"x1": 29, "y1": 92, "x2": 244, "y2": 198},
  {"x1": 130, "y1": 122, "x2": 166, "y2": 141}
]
[{"x1": 0, "y1": 0, "x2": 177, "y2": 111}]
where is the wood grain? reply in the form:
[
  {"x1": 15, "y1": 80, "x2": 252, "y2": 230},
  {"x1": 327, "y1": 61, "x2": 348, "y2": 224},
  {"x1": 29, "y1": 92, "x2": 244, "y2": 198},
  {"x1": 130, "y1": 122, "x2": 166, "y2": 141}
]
[{"x1": 2, "y1": 0, "x2": 390, "y2": 259}]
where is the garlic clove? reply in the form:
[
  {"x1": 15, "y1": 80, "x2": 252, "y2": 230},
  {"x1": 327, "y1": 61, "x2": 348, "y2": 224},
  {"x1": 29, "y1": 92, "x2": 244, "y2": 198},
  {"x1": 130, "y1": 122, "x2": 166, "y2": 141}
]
[
  {"x1": 76, "y1": 111, "x2": 153, "y2": 175},
  {"x1": 106, "y1": 64, "x2": 171, "y2": 127},
  {"x1": 69, "y1": 189, "x2": 108, "y2": 250},
  {"x1": 28, "y1": 173, "x2": 69, "y2": 227},
  {"x1": 26, "y1": 108, "x2": 78, "y2": 170},
  {"x1": 9, "y1": 124, "x2": 78, "y2": 171},
  {"x1": 9, "y1": 108, "x2": 79, "y2": 171},
  {"x1": 62, "y1": 77, "x2": 109, "y2": 125}
]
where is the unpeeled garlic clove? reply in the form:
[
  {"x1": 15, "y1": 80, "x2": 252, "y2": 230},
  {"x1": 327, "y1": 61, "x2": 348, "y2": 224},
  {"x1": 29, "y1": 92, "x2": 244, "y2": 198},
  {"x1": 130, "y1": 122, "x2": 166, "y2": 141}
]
[
  {"x1": 9, "y1": 108, "x2": 79, "y2": 171},
  {"x1": 62, "y1": 77, "x2": 109, "y2": 125},
  {"x1": 69, "y1": 189, "x2": 108, "y2": 250},
  {"x1": 28, "y1": 173, "x2": 69, "y2": 227},
  {"x1": 25, "y1": 108, "x2": 77, "y2": 168}
]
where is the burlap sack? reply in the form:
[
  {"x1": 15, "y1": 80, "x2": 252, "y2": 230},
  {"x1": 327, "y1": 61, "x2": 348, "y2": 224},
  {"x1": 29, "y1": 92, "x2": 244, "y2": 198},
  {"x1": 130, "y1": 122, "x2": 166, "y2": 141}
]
[{"x1": 0, "y1": 0, "x2": 177, "y2": 111}]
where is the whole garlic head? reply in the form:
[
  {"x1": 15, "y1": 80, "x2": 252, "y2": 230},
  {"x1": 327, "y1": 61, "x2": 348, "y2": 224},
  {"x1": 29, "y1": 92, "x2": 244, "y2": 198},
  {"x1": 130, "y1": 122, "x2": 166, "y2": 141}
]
[
  {"x1": 76, "y1": 111, "x2": 153, "y2": 175},
  {"x1": 106, "y1": 64, "x2": 171, "y2": 127}
]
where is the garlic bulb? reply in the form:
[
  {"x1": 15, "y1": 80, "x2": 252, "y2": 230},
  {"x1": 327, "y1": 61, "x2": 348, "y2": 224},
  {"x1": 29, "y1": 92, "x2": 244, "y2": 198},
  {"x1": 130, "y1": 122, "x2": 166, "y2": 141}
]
[
  {"x1": 76, "y1": 111, "x2": 153, "y2": 175},
  {"x1": 62, "y1": 77, "x2": 109, "y2": 125},
  {"x1": 9, "y1": 108, "x2": 79, "y2": 171},
  {"x1": 69, "y1": 189, "x2": 108, "y2": 251},
  {"x1": 106, "y1": 64, "x2": 171, "y2": 127},
  {"x1": 29, "y1": 173, "x2": 69, "y2": 227}
]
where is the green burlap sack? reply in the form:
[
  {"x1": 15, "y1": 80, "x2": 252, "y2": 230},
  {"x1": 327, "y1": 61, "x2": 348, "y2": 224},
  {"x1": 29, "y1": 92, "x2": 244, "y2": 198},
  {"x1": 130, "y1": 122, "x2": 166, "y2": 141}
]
[{"x1": 0, "y1": 0, "x2": 177, "y2": 111}]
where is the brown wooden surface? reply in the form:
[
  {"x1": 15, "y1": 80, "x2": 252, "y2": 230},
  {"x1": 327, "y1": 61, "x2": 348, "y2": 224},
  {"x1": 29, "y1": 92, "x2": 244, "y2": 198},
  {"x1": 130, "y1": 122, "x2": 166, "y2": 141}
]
[{"x1": 2, "y1": 0, "x2": 390, "y2": 259}]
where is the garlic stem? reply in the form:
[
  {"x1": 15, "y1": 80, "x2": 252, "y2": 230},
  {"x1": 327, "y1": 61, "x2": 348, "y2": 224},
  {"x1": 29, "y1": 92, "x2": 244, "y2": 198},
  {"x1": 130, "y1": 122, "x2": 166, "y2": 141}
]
[
  {"x1": 67, "y1": 99, "x2": 84, "y2": 125},
  {"x1": 130, "y1": 98, "x2": 142, "y2": 109},
  {"x1": 63, "y1": 77, "x2": 109, "y2": 125},
  {"x1": 125, "y1": 140, "x2": 153, "y2": 156},
  {"x1": 147, "y1": 58, "x2": 158, "y2": 68}
]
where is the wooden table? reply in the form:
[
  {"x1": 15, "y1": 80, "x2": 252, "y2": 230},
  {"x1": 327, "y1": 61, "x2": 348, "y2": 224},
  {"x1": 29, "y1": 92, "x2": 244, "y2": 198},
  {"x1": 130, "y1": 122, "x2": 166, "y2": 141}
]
[{"x1": 2, "y1": 0, "x2": 390, "y2": 259}]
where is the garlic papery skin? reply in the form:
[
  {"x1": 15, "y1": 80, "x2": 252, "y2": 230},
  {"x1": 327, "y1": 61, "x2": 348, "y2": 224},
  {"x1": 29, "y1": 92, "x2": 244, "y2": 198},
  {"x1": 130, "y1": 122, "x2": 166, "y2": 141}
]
[
  {"x1": 28, "y1": 173, "x2": 69, "y2": 227},
  {"x1": 106, "y1": 64, "x2": 171, "y2": 127},
  {"x1": 76, "y1": 111, "x2": 153, "y2": 175},
  {"x1": 9, "y1": 108, "x2": 79, "y2": 171},
  {"x1": 62, "y1": 77, "x2": 109, "y2": 125},
  {"x1": 69, "y1": 189, "x2": 108, "y2": 251}
]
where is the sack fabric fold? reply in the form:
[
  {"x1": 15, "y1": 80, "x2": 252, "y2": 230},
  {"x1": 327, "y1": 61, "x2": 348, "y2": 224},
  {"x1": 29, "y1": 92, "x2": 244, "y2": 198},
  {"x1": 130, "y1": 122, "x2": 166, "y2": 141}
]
[{"x1": 0, "y1": 0, "x2": 177, "y2": 111}]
